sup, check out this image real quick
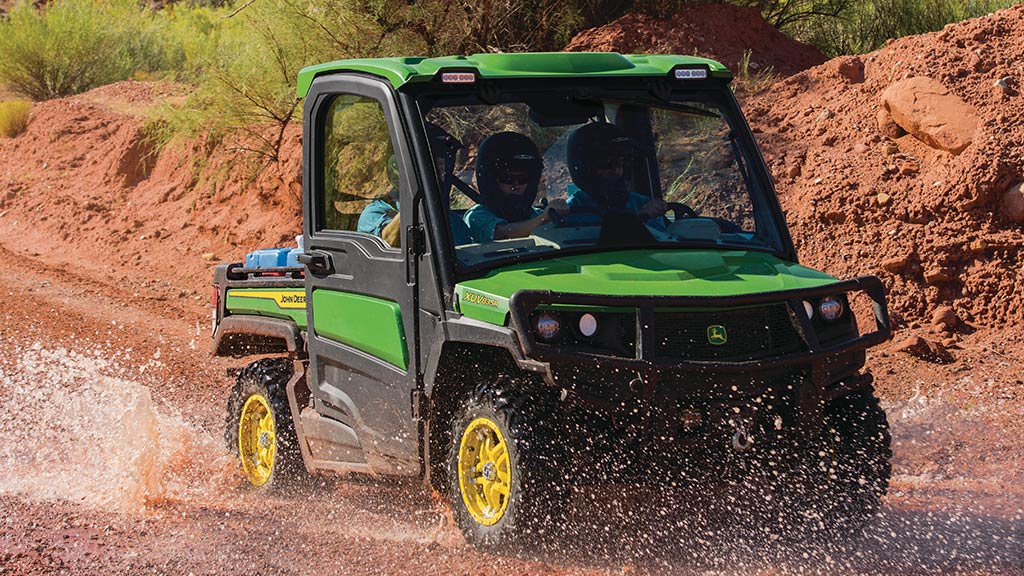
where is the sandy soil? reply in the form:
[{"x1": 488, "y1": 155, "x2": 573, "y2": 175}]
[{"x1": 1, "y1": 4, "x2": 1023, "y2": 575}]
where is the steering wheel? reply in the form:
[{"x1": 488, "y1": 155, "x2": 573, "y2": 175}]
[{"x1": 667, "y1": 201, "x2": 698, "y2": 220}]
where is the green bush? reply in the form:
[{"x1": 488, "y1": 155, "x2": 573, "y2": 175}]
[
  {"x1": 783, "y1": 0, "x2": 1022, "y2": 56},
  {"x1": 0, "y1": 100, "x2": 33, "y2": 137},
  {"x1": 0, "y1": 0, "x2": 208, "y2": 100}
]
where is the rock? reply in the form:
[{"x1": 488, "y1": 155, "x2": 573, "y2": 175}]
[
  {"x1": 824, "y1": 211, "x2": 846, "y2": 223},
  {"x1": 924, "y1": 266, "x2": 953, "y2": 284},
  {"x1": 994, "y1": 77, "x2": 1011, "y2": 95},
  {"x1": 931, "y1": 305, "x2": 958, "y2": 328},
  {"x1": 970, "y1": 239, "x2": 988, "y2": 253},
  {"x1": 876, "y1": 108, "x2": 906, "y2": 139},
  {"x1": 881, "y1": 255, "x2": 908, "y2": 273},
  {"x1": 854, "y1": 143, "x2": 869, "y2": 153},
  {"x1": 1002, "y1": 181, "x2": 1024, "y2": 222},
  {"x1": 892, "y1": 335, "x2": 953, "y2": 363},
  {"x1": 880, "y1": 77, "x2": 979, "y2": 154},
  {"x1": 832, "y1": 56, "x2": 865, "y2": 83},
  {"x1": 877, "y1": 192, "x2": 892, "y2": 206},
  {"x1": 786, "y1": 164, "x2": 801, "y2": 178},
  {"x1": 899, "y1": 161, "x2": 920, "y2": 176},
  {"x1": 816, "y1": 108, "x2": 835, "y2": 121},
  {"x1": 969, "y1": 52, "x2": 984, "y2": 72},
  {"x1": 881, "y1": 142, "x2": 900, "y2": 156},
  {"x1": 201, "y1": 252, "x2": 217, "y2": 262}
]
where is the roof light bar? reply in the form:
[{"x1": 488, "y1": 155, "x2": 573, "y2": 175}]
[
  {"x1": 674, "y1": 68, "x2": 708, "y2": 80},
  {"x1": 441, "y1": 72, "x2": 476, "y2": 84}
]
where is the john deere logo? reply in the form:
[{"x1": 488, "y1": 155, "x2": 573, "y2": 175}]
[{"x1": 707, "y1": 325, "x2": 728, "y2": 345}]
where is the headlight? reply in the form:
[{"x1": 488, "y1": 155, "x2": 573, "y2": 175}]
[
  {"x1": 534, "y1": 311, "x2": 561, "y2": 341},
  {"x1": 578, "y1": 313, "x2": 598, "y2": 337},
  {"x1": 819, "y1": 296, "x2": 844, "y2": 321}
]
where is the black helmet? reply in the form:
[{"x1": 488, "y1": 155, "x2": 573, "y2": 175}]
[
  {"x1": 475, "y1": 132, "x2": 543, "y2": 221},
  {"x1": 566, "y1": 122, "x2": 634, "y2": 209}
]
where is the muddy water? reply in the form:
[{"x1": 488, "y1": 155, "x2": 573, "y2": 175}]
[
  {"x1": 0, "y1": 341, "x2": 235, "y2": 512},
  {"x1": 1, "y1": 339, "x2": 1022, "y2": 575}
]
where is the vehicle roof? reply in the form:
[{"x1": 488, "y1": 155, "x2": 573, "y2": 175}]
[{"x1": 296, "y1": 52, "x2": 731, "y2": 98}]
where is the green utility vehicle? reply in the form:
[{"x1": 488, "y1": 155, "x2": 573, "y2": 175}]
[{"x1": 213, "y1": 52, "x2": 893, "y2": 548}]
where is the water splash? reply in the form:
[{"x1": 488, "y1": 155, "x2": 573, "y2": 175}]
[{"x1": 0, "y1": 341, "x2": 233, "y2": 513}]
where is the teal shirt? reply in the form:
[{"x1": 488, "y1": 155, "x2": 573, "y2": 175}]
[
  {"x1": 357, "y1": 198, "x2": 398, "y2": 236},
  {"x1": 464, "y1": 204, "x2": 543, "y2": 243},
  {"x1": 358, "y1": 197, "x2": 471, "y2": 245},
  {"x1": 563, "y1": 185, "x2": 667, "y2": 232}
]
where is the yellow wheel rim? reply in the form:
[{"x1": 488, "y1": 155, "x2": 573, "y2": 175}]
[
  {"x1": 238, "y1": 394, "x2": 276, "y2": 487},
  {"x1": 458, "y1": 417, "x2": 512, "y2": 526}
]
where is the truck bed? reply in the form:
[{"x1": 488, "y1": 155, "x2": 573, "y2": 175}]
[{"x1": 212, "y1": 262, "x2": 307, "y2": 357}]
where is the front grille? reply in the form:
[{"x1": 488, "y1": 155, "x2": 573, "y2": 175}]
[{"x1": 654, "y1": 304, "x2": 803, "y2": 361}]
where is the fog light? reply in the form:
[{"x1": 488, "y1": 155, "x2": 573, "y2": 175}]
[
  {"x1": 819, "y1": 296, "x2": 844, "y2": 321},
  {"x1": 802, "y1": 300, "x2": 814, "y2": 319},
  {"x1": 578, "y1": 313, "x2": 598, "y2": 337},
  {"x1": 534, "y1": 311, "x2": 560, "y2": 341}
]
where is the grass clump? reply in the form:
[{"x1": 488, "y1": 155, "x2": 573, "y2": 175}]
[
  {"x1": 0, "y1": 100, "x2": 33, "y2": 138},
  {"x1": 0, "y1": 0, "x2": 218, "y2": 101},
  {"x1": 781, "y1": 0, "x2": 1022, "y2": 56}
]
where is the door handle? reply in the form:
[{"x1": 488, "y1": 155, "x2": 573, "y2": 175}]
[{"x1": 297, "y1": 251, "x2": 333, "y2": 275}]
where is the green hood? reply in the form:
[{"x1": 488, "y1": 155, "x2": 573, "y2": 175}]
[{"x1": 455, "y1": 249, "x2": 838, "y2": 325}]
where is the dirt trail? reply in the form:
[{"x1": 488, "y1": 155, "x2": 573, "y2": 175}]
[{"x1": 1, "y1": 4, "x2": 1023, "y2": 574}]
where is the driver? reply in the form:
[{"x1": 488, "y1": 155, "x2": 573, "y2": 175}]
[
  {"x1": 564, "y1": 121, "x2": 668, "y2": 230},
  {"x1": 464, "y1": 131, "x2": 568, "y2": 243}
]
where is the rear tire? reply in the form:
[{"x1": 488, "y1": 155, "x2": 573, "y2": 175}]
[
  {"x1": 225, "y1": 357, "x2": 301, "y2": 488},
  {"x1": 447, "y1": 377, "x2": 569, "y2": 549}
]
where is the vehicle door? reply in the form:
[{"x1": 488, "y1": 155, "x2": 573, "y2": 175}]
[{"x1": 301, "y1": 74, "x2": 420, "y2": 475}]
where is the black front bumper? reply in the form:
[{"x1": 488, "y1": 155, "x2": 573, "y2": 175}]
[{"x1": 507, "y1": 276, "x2": 892, "y2": 476}]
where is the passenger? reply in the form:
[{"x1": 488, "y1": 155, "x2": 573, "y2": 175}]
[
  {"x1": 356, "y1": 124, "x2": 472, "y2": 247},
  {"x1": 464, "y1": 132, "x2": 568, "y2": 243},
  {"x1": 564, "y1": 121, "x2": 667, "y2": 229},
  {"x1": 356, "y1": 155, "x2": 401, "y2": 242}
]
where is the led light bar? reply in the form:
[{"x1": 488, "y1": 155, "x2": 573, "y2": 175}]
[
  {"x1": 674, "y1": 68, "x2": 708, "y2": 80},
  {"x1": 441, "y1": 72, "x2": 476, "y2": 84}
]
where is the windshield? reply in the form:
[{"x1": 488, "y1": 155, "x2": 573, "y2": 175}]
[{"x1": 420, "y1": 90, "x2": 784, "y2": 271}]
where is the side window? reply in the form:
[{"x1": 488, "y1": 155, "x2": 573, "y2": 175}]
[{"x1": 320, "y1": 94, "x2": 401, "y2": 247}]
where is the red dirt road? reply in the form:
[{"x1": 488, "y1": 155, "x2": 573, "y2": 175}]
[{"x1": 0, "y1": 205, "x2": 1021, "y2": 575}]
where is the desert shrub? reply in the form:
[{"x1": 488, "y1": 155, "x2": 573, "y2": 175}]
[
  {"x1": 0, "y1": 0, "x2": 165, "y2": 100},
  {"x1": 0, "y1": 100, "x2": 32, "y2": 138},
  {"x1": 780, "y1": 0, "x2": 1021, "y2": 56}
]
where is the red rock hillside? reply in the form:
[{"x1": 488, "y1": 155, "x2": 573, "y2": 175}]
[
  {"x1": 745, "y1": 5, "x2": 1024, "y2": 335},
  {"x1": 564, "y1": 3, "x2": 827, "y2": 76}
]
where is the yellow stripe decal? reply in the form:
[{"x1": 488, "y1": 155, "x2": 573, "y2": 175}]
[{"x1": 230, "y1": 290, "x2": 307, "y2": 309}]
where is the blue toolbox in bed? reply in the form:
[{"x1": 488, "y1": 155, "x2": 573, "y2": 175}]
[{"x1": 245, "y1": 247, "x2": 303, "y2": 269}]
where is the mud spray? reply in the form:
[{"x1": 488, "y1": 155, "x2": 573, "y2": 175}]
[{"x1": 0, "y1": 340, "x2": 234, "y2": 513}]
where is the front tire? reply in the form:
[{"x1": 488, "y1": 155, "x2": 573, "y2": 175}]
[
  {"x1": 447, "y1": 378, "x2": 568, "y2": 549},
  {"x1": 784, "y1": 385, "x2": 892, "y2": 535},
  {"x1": 822, "y1": 386, "x2": 892, "y2": 526},
  {"x1": 225, "y1": 357, "x2": 301, "y2": 488}
]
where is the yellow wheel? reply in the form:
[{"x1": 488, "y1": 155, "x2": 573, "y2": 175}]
[
  {"x1": 238, "y1": 394, "x2": 277, "y2": 487},
  {"x1": 225, "y1": 358, "x2": 301, "y2": 488},
  {"x1": 457, "y1": 417, "x2": 512, "y2": 526},
  {"x1": 448, "y1": 379, "x2": 568, "y2": 549}
]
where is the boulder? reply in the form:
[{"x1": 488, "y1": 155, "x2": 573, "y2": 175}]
[{"x1": 880, "y1": 77, "x2": 979, "y2": 154}]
